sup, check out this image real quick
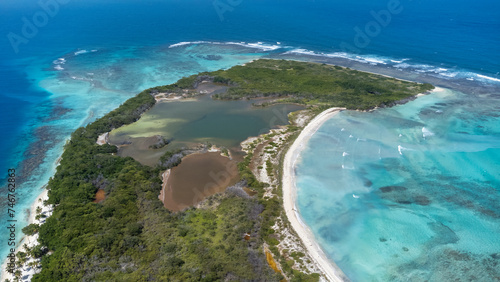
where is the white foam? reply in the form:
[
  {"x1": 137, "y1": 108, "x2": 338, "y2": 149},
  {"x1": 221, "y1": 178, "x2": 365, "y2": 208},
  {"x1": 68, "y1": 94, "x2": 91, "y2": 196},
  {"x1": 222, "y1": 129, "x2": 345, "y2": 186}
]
[
  {"x1": 343, "y1": 152, "x2": 350, "y2": 157},
  {"x1": 286, "y1": 48, "x2": 493, "y2": 81},
  {"x1": 74, "y1": 50, "x2": 89, "y2": 56},
  {"x1": 54, "y1": 65, "x2": 64, "y2": 71},
  {"x1": 394, "y1": 63, "x2": 411, "y2": 69},
  {"x1": 393, "y1": 63, "x2": 457, "y2": 77},
  {"x1": 422, "y1": 127, "x2": 435, "y2": 138},
  {"x1": 352, "y1": 194, "x2": 359, "y2": 199},
  {"x1": 52, "y1": 58, "x2": 66, "y2": 65},
  {"x1": 392, "y1": 63, "x2": 490, "y2": 82},
  {"x1": 439, "y1": 72, "x2": 458, "y2": 78},
  {"x1": 285, "y1": 48, "x2": 318, "y2": 56},
  {"x1": 477, "y1": 74, "x2": 500, "y2": 82},
  {"x1": 168, "y1": 41, "x2": 282, "y2": 51},
  {"x1": 70, "y1": 76, "x2": 93, "y2": 82},
  {"x1": 285, "y1": 48, "x2": 389, "y2": 65},
  {"x1": 390, "y1": 58, "x2": 409, "y2": 63},
  {"x1": 334, "y1": 53, "x2": 388, "y2": 65},
  {"x1": 169, "y1": 41, "x2": 210, "y2": 48},
  {"x1": 232, "y1": 41, "x2": 281, "y2": 51},
  {"x1": 328, "y1": 52, "x2": 351, "y2": 59},
  {"x1": 169, "y1": 41, "x2": 499, "y2": 86},
  {"x1": 359, "y1": 56, "x2": 387, "y2": 65}
]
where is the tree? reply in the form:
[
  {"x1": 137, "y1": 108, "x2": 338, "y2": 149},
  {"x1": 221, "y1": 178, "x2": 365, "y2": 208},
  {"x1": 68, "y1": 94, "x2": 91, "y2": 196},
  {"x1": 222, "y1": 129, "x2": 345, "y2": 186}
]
[{"x1": 22, "y1": 224, "x2": 40, "y2": 236}]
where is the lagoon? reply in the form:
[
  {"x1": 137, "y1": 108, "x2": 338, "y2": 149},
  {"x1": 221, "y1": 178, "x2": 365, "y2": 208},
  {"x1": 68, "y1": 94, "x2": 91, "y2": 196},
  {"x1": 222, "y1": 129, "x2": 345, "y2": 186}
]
[{"x1": 109, "y1": 94, "x2": 303, "y2": 165}]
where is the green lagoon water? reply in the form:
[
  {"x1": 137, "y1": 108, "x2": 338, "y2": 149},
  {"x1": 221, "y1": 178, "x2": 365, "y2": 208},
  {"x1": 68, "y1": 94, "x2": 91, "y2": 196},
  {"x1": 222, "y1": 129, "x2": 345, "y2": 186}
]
[{"x1": 110, "y1": 95, "x2": 303, "y2": 164}]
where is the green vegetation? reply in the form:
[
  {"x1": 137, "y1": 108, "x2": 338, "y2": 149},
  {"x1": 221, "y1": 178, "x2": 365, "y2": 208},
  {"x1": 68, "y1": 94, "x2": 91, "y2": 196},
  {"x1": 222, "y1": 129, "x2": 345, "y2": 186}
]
[
  {"x1": 149, "y1": 136, "x2": 171, "y2": 149},
  {"x1": 22, "y1": 224, "x2": 40, "y2": 236},
  {"x1": 266, "y1": 160, "x2": 274, "y2": 177},
  {"x1": 147, "y1": 59, "x2": 433, "y2": 111},
  {"x1": 32, "y1": 88, "x2": 279, "y2": 281},
  {"x1": 150, "y1": 75, "x2": 198, "y2": 92},
  {"x1": 30, "y1": 59, "x2": 433, "y2": 281},
  {"x1": 236, "y1": 131, "x2": 320, "y2": 281},
  {"x1": 291, "y1": 251, "x2": 306, "y2": 260},
  {"x1": 158, "y1": 148, "x2": 184, "y2": 169},
  {"x1": 220, "y1": 147, "x2": 229, "y2": 157},
  {"x1": 210, "y1": 59, "x2": 433, "y2": 110}
]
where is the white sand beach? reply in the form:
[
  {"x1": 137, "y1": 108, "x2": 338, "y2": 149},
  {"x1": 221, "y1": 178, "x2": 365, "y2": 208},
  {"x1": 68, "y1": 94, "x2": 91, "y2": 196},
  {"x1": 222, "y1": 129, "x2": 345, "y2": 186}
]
[
  {"x1": 1, "y1": 188, "x2": 52, "y2": 281},
  {"x1": 158, "y1": 169, "x2": 171, "y2": 204},
  {"x1": 96, "y1": 132, "x2": 109, "y2": 145},
  {"x1": 282, "y1": 107, "x2": 347, "y2": 282}
]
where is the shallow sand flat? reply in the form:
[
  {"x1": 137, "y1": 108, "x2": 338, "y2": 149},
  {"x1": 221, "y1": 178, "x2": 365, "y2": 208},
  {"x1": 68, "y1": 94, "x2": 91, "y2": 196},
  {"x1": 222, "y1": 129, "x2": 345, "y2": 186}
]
[{"x1": 282, "y1": 107, "x2": 347, "y2": 282}]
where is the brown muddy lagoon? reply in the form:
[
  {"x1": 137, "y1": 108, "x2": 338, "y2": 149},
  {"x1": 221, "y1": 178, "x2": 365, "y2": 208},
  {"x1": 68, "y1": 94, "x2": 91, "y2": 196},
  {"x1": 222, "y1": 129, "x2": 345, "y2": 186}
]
[
  {"x1": 159, "y1": 152, "x2": 239, "y2": 211},
  {"x1": 109, "y1": 94, "x2": 303, "y2": 210}
]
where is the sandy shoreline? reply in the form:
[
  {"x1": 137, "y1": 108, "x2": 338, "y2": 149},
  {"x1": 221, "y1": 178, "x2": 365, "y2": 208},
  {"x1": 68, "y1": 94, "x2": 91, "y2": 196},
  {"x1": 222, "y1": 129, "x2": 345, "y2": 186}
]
[
  {"x1": 1, "y1": 188, "x2": 51, "y2": 281},
  {"x1": 282, "y1": 107, "x2": 347, "y2": 282},
  {"x1": 158, "y1": 169, "x2": 171, "y2": 205}
]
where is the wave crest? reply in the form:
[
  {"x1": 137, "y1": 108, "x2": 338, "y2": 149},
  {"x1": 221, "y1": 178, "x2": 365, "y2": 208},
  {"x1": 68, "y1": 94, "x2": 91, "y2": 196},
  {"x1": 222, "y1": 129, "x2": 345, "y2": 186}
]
[{"x1": 168, "y1": 41, "x2": 282, "y2": 51}]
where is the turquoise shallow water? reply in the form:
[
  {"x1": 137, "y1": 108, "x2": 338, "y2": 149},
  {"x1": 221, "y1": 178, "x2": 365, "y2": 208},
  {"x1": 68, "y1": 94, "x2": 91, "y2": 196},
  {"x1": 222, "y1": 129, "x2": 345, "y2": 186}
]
[{"x1": 295, "y1": 88, "x2": 500, "y2": 281}]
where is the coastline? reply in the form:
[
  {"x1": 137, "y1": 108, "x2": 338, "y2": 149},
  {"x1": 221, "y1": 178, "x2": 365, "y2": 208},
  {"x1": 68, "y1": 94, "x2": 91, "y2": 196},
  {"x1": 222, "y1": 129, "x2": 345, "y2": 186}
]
[
  {"x1": 1, "y1": 59, "x2": 439, "y2": 280},
  {"x1": 158, "y1": 169, "x2": 171, "y2": 205},
  {"x1": 1, "y1": 188, "x2": 51, "y2": 281},
  {"x1": 280, "y1": 87, "x2": 445, "y2": 281},
  {"x1": 282, "y1": 107, "x2": 347, "y2": 282}
]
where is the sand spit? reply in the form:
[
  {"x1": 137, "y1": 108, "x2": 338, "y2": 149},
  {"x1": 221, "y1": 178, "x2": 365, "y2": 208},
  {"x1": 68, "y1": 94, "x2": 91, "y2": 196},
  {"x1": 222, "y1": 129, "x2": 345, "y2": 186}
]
[{"x1": 282, "y1": 107, "x2": 347, "y2": 282}]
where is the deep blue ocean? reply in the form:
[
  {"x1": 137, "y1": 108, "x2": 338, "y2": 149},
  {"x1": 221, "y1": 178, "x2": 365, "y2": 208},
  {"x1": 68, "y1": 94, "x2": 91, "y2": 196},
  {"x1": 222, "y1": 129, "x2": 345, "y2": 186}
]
[{"x1": 0, "y1": 0, "x2": 499, "y2": 280}]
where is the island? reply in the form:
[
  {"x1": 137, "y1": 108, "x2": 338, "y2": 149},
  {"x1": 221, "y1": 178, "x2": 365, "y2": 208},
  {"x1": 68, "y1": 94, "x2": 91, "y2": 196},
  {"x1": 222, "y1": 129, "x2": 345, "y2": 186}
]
[{"x1": 7, "y1": 59, "x2": 433, "y2": 281}]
